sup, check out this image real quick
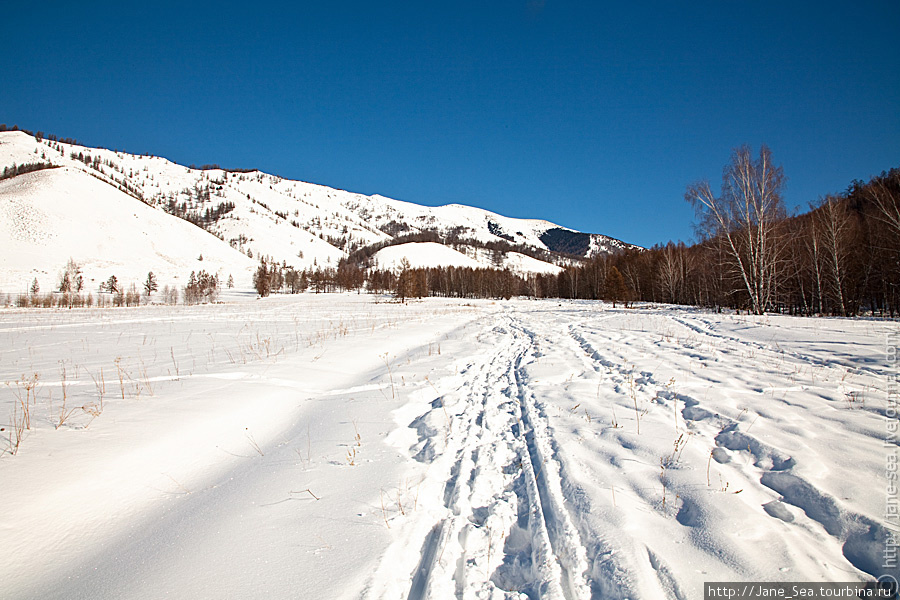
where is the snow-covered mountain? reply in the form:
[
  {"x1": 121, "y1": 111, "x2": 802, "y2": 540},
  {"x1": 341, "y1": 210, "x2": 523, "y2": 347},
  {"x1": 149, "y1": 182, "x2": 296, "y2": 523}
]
[
  {"x1": 0, "y1": 165, "x2": 257, "y2": 294},
  {"x1": 0, "y1": 131, "x2": 636, "y2": 291}
]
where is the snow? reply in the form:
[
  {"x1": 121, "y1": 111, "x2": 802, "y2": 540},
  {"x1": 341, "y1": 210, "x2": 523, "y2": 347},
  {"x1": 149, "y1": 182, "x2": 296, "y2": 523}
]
[
  {"x1": 372, "y1": 242, "x2": 483, "y2": 270},
  {"x1": 0, "y1": 131, "x2": 377, "y2": 277},
  {"x1": 0, "y1": 167, "x2": 256, "y2": 292},
  {"x1": 502, "y1": 251, "x2": 564, "y2": 275},
  {"x1": 1, "y1": 296, "x2": 895, "y2": 599},
  {"x1": 371, "y1": 243, "x2": 564, "y2": 274}
]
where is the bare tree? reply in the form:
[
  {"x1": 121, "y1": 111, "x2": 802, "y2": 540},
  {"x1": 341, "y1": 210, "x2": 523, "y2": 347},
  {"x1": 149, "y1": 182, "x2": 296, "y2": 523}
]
[
  {"x1": 604, "y1": 266, "x2": 629, "y2": 308},
  {"x1": 802, "y1": 212, "x2": 825, "y2": 314},
  {"x1": 685, "y1": 145, "x2": 787, "y2": 314},
  {"x1": 814, "y1": 195, "x2": 853, "y2": 315},
  {"x1": 865, "y1": 169, "x2": 900, "y2": 239},
  {"x1": 253, "y1": 260, "x2": 272, "y2": 297},
  {"x1": 657, "y1": 242, "x2": 686, "y2": 304},
  {"x1": 395, "y1": 257, "x2": 413, "y2": 302}
]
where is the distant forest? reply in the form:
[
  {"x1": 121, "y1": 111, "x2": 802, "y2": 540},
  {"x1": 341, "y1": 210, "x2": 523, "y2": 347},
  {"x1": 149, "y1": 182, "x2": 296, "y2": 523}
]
[{"x1": 257, "y1": 151, "x2": 900, "y2": 317}]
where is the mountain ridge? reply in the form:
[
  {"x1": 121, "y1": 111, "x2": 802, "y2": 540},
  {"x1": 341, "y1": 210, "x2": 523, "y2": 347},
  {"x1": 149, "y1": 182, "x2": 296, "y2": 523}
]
[{"x1": 0, "y1": 130, "x2": 639, "y2": 292}]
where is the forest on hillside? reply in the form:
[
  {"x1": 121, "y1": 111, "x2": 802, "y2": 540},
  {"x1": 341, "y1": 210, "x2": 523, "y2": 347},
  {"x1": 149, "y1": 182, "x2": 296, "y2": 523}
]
[{"x1": 253, "y1": 149, "x2": 899, "y2": 316}]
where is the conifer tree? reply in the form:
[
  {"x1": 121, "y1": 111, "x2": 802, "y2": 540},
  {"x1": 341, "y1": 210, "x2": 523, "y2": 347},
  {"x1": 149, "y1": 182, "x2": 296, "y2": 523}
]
[
  {"x1": 604, "y1": 267, "x2": 628, "y2": 308},
  {"x1": 144, "y1": 272, "x2": 158, "y2": 297}
]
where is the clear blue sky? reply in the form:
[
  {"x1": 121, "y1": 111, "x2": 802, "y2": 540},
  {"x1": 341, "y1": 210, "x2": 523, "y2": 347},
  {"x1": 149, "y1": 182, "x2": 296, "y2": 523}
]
[{"x1": 3, "y1": 1, "x2": 898, "y2": 247}]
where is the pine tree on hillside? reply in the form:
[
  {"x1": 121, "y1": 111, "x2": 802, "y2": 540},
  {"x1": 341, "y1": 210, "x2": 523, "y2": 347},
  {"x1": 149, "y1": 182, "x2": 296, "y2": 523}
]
[
  {"x1": 60, "y1": 258, "x2": 84, "y2": 293},
  {"x1": 59, "y1": 271, "x2": 71, "y2": 294},
  {"x1": 253, "y1": 260, "x2": 272, "y2": 297},
  {"x1": 144, "y1": 272, "x2": 158, "y2": 297}
]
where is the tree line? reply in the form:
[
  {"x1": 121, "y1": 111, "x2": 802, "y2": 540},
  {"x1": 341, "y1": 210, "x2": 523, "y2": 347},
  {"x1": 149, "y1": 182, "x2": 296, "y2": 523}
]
[
  {"x1": 547, "y1": 150, "x2": 899, "y2": 316},
  {"x1": 6, "y1": 258, "x2": 235, "y2": 309},
  {"x1": 252, "y1": 148, "x2": 898, "y2": 316},
  {"x1": 1, "y1": 162, "x2": 59, "y2": 181},
  {"x1": 629, "y1": 150, "x2": 898, "y2": 316},
  {"x1": 251, "y1": 256, "x2": 629, "y2": 304}
]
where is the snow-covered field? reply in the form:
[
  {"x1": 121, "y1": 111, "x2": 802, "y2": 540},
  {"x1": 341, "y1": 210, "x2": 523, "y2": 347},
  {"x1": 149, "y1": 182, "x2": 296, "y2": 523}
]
[{"x1": 1, "y1": 296, "x2": 895, "y2": 599}]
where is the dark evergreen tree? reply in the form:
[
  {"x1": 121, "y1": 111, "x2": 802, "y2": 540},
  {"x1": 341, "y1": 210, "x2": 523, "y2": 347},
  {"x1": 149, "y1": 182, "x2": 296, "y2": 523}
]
[
  {"x1": 604, "y1": 267, "x2": 629, "y2": 308},
  {"x1": 144, "y1": 272, "x2": 158, "y2": 297}
]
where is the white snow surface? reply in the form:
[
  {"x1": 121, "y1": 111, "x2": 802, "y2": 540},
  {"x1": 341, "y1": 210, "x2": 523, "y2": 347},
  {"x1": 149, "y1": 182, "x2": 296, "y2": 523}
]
[
  {"x1": 502, "y1": 251, "x2": 564, "y2": 274},
  {"x1": 0, "y1": 167, "x2": 256, "y2": 292},
  {"x1": 371, "y1": 242, "x2": 563, "y2": 274},
  {"x1": 373, "y1": 242, "x2": 483, "y2": 270},
  {"x1": 1, "y1": 295, "x2": 896, "y2": 599}
]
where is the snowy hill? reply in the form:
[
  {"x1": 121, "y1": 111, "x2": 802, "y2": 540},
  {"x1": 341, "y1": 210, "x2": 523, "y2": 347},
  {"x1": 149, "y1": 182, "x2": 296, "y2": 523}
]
[
  {"x1": 371, "y1": 242, "x2": 564, "y2": 274},
  {"x1": 0, "y1": 131, "x2": 634, "y2": 291},
  {"x1": 0, "y1": 166, "x2": 256, "y2": 293},
  {"x1": 372, "y1": 242, "x2": 483, "y2": 270}
]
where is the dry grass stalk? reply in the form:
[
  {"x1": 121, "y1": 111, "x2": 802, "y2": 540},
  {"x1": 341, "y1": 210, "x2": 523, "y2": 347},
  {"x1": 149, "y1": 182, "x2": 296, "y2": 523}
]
[
  {"x1": 381, "y1": 353, "x2": 395, "y2": 399},
  {"x1": 245, "y1": 428, "x2": 264, "y2": 456},
  {"x1": 291, "y1": 488, "x2": 319, "y2": 500},
  {"x1": 115, "y1": 357, "x2": 126, "y2": 399},
  {"x1": 89, "y1": 367, "x2": 106, "y2": 409},
  {"x1": 8, "y1": 373, "x2": 40, "y2": 432},
  {"x1": 380, "y1": 489, "x2": 391, "y2": 528}
]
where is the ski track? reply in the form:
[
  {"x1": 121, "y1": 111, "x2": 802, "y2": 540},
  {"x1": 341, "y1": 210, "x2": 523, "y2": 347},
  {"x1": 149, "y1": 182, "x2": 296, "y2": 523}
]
[
  {"x1": 3, "y1": 298, "x2": 893, "y2": 599},
  {"x1": 367, "y1": 305, "x2": 895, "y2": 598},
  {"x1": 366, "y1": 311, "x2": 593, "y2": 600}
]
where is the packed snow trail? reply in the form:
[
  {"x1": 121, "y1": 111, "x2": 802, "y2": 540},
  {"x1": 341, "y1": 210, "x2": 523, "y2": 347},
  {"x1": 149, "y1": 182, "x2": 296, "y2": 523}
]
[
  {"x1": 366, "y1": 303, "x2": 896, "y2": 598},
  {"x1": 365, "y1": 311, "x2": 592, "y2": 599},
  {"x1": 1, "y1": 296, "x2": 895, "y2": 599}
]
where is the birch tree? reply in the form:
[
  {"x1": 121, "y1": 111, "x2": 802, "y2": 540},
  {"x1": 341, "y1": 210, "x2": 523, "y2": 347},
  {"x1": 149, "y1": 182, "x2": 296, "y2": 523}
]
[
  {"x1": 815, "y1": 195, "x2": 852, "y2": 315},
  {"x1": 865, "y1": 168, "x2": 900, "y2": 240},
  {"x1": 685, "y1": 145, "x2": 786, "y2": 314}
]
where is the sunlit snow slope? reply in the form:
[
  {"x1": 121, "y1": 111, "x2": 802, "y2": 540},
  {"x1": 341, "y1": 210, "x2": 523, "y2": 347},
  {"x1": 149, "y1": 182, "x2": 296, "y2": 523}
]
[
  {"x1": 0, "y1": 167, "x2": 256, "y2": 292},
  {"x1": 1, "y1": 131, "x2": 630, "y2": 291}
]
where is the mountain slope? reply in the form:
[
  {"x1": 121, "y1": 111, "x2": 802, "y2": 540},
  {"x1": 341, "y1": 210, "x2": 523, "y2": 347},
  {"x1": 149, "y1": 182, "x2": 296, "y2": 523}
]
[
  {"x1": 1, "y1": 131, "x2": 637, "y2": 291},
  {"x1": 0, "y1": 166, "x2": 256, "y2": 292}
]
